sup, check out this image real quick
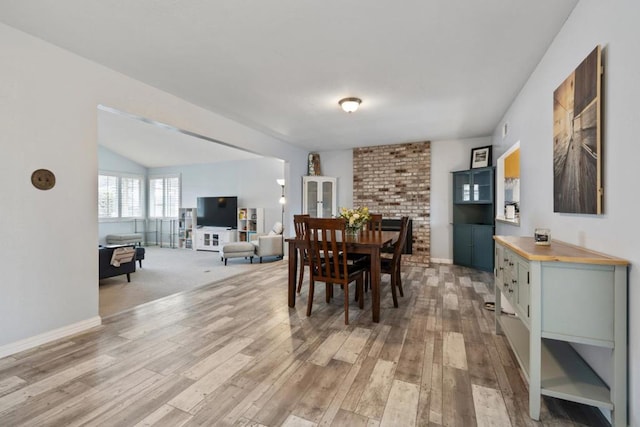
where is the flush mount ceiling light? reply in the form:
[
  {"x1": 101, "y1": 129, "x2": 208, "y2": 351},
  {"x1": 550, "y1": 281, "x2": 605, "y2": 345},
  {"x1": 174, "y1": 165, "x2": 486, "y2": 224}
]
[{"x1": 338, "y1": 97, "x2": 362, "y2": 113}]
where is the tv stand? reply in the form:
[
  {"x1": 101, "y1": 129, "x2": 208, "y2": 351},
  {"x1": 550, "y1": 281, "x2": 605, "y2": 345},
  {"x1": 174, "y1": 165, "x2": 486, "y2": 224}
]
[{"x1": 195, "y1": 227, "x2": 236, "y2": 252}]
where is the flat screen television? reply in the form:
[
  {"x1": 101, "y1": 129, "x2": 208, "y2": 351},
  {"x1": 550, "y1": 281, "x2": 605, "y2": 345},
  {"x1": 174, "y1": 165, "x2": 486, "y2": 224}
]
[{"x1": 196, "y1": 196, "x2": 238, "y2": 228}]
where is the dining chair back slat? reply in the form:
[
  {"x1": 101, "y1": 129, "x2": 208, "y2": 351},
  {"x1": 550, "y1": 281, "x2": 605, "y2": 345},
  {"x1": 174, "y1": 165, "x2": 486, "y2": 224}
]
[{"x1": 293, "y1": 214, "x2": 309, "y2": 239}]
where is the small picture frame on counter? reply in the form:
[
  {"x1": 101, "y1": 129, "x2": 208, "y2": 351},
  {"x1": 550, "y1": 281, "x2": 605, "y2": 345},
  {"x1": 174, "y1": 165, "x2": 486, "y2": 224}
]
[{"x1": 534, "y1": 228, "x2": 551, "y2": 245}]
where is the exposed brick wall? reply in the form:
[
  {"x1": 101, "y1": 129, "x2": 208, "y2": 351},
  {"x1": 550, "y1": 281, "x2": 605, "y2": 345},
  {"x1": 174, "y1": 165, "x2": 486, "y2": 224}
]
[{"x1": 353, "y1": 141, "x2": 430, "y2": 266}]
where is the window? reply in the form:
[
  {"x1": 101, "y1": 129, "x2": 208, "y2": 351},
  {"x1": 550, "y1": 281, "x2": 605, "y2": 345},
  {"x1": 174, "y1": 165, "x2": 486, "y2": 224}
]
[
  {"x1": 120, "y1": 176, "x2": 142, "y2": 217},
  {"x1": 98, "y1": 175, "x2": 119, "y2": 218},
  {"x1": 149, "y1": 175, "x2": 180, "y2": 218},
  {"x1": 98, "y1": 173, "x2": 143, "y2": 219}
]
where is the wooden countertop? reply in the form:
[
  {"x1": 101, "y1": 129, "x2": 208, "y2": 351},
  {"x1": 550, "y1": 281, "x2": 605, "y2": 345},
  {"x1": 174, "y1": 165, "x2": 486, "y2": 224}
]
[{"x1": 494, "y1": 235, "x2": 629, "y2": 266}]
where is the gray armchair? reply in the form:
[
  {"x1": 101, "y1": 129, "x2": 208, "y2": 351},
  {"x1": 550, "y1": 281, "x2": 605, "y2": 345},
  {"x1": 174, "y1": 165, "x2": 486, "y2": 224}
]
[{"x1": 251, "y1": 222, "x2": 284, "y2": 263}]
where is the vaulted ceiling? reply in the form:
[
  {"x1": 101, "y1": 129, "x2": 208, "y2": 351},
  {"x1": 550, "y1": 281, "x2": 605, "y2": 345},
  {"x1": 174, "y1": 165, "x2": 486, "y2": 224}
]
[{"x1": 1, "y1": 1, "x2": 578, "y2": 165}]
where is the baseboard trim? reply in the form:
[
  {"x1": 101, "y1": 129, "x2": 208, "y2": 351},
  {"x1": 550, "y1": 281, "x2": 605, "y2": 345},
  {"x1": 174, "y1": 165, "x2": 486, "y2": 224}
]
[
  {"x1": 430, "y1": 257, "x2": 453, "y2": 264},
  {"x1": 0, "y1": 316, "x2": 102, "y2": 359}
]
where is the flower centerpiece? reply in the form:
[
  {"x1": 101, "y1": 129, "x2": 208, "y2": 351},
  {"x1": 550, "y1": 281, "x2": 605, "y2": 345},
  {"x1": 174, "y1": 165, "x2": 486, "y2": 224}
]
[{"x1": 339, "y1": 206, "x2": 371, "y2": 236}]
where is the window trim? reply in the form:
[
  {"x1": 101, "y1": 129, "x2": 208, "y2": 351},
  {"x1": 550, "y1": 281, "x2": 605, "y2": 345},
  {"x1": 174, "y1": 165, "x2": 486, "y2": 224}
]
[
  {"x1": 148, "y1": 174, "x2": 181, "y2": 219},
  {"x1": 98, "y1": 170, "x2": 145, "y2": 222}
]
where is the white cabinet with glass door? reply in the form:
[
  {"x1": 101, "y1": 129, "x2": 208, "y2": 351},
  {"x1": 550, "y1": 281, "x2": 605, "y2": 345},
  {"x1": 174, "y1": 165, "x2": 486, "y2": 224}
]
[{"x1": 302, "y1": 176, "x2": 337, "y2": 218}]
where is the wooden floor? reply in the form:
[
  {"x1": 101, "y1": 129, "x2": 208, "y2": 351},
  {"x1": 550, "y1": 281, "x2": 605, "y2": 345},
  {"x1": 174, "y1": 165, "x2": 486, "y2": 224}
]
[{"x1": 0, "y1": 262, "x2": 608, "y2": 426}]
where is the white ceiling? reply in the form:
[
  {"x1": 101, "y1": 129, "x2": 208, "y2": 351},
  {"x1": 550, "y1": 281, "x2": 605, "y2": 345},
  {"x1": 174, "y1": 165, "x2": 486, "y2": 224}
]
[
  {"x1": 1, "y1": 0, "x2": 578, "y2": 165},
  {"x1": 97, "y1": 107, "x2": 263, "y2": 167}
]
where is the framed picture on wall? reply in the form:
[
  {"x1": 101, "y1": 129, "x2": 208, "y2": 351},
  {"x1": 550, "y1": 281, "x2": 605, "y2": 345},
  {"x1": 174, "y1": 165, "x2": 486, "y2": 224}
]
[
  {"x1": 553, "y1": 45, "x2": 602, "y2": 214},
  {"x1": 470, "y1": 146, "x2": 492, "y2": 169}
]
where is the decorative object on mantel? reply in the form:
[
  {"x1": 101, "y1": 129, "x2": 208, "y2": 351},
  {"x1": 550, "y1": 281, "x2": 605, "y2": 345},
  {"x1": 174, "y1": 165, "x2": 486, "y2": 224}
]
[
  {"x1": 553, "y1": 45, "x2": 603, "y2": 214},
  {"x1": 470, "y1": 146, "x2": 492, "y2": 169},
  {"x1": 307, "y1": 153, "x2": 321, "y2": 175},
  {"x1": 339, "y1": 206, "x2": 371, "y2": 236},
  {"x1": 338, "y1": 97, "x2": 362, "y2": 113},
  {"x1": 31, "y1": 168, "x2": 56, "y2": 190},
  {"x1": 534, "y1": 228, "x2": 550, "y2": 245}
]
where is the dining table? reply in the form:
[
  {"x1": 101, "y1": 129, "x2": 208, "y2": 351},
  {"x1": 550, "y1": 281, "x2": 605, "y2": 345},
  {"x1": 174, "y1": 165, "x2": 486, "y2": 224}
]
[{"x1": 285, "y1": 229, "x2": 398, "y2": 323}]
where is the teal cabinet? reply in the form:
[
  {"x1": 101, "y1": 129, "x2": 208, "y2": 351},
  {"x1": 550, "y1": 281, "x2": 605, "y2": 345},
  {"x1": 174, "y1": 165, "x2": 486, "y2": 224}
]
[
  {"x1": 452, "y1": 167, "x2": 495, "y2": 272},
  {"x1": 471, "y1": 224, "x2": 494, "y2": 271},
  {"x1": 453, "y1": 167, "x2": 493, "y2": 204},
  {"x1": 453, "y1": 224, "x2": 472, "y2": 266},
  {"x1": 453, "y1": 224, "x2": 494, "y2": 272}
]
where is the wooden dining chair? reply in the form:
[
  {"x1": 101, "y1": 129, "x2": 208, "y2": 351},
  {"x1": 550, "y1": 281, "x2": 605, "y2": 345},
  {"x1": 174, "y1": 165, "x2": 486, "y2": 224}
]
[
  {"x1": 381, "y1": 216, "x2": 410, "y2": 307},
  {"x1": 293, "y1": 214, "x2": 310, "y2": 294},
  {"x1": 367, "y1": 214, "x2": 383, "y2": 231},
  {"x1": 368, "y1": 213, "x2": 396, "y2": 256},
  {"x1": 365, "y1": 216, "x2": 410, "y2": 307},
  {"x1": 305, "y1": 217, "x2": 366, "y2": 324}
]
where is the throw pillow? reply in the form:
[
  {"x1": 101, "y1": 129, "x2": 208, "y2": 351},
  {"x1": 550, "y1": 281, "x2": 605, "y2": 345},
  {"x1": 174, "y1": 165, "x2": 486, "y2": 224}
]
[{"x1": 271, "y1": 222, "x2": 284, "y2": 235}]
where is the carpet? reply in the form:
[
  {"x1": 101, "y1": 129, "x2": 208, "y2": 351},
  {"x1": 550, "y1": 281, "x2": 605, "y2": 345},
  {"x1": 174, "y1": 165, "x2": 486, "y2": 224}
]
[{"x1": 99, "y1": 246, "x2": 281, "y2": 317}]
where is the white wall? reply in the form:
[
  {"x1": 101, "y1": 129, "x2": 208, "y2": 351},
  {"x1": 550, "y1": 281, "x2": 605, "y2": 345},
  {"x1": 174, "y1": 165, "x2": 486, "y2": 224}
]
[
  {"x1": 430, "y1": 137, "x2": 493, "y2": 263},
  {"x1": 492, "y1": 1, "x2": 640, "y2": 423},
  {"x1": 98, "y1": 145, "x2": 147, "y2": 175},
  {"x1": 150, "y1": 157, "x2": 286, "y2": 230},
  {"x1": 0, "y1": 23, "x2": 307, "y2": 354},
  {"x1": 317, "y1": 149, "x2": 353, "y2": 212}
]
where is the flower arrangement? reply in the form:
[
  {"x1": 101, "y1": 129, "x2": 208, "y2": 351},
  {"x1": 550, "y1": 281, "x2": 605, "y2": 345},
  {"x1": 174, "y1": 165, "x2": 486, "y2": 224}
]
[{"x1": 339, "y1": 206, "x2": 371, "y2": 231}]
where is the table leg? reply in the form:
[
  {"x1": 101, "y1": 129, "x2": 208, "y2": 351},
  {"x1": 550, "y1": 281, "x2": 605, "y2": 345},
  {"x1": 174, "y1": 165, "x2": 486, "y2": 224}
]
[
  {"x1": 370, "y1": 248, "x2": 380, "y2": 323},
  {"x1": 288, "y1": 242, "x2": 297, "y2": 307}
]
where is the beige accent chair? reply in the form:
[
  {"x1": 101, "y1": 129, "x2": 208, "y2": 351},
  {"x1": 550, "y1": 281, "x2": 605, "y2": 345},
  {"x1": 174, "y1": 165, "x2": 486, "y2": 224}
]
[{"x1": 251, "y1": 222, "x2": 284, "y2": 263}]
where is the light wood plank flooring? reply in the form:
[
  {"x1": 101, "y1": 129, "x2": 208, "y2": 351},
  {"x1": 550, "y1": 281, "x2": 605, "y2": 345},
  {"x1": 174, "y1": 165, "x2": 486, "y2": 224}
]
[{"x1": 0, "y1": 261, "x2": 609, "y2": 426}]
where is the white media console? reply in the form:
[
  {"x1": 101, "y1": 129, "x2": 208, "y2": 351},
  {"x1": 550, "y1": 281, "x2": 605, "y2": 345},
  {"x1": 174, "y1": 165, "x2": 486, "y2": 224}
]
[{"x1": 194, "y1": 227, "x2": 236, "y2": 252}]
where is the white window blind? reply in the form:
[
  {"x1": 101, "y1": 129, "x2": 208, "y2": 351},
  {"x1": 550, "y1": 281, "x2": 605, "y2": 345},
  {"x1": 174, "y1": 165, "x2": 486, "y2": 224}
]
[
  {"x1": 149, "y1": 178, "x2": 165, "y2": 218},
  {"x1": 165, "y1": 177, "x2": 180, "y2": 218},
  {"x1": 149, "y1": 175, "x2": 180, "y2": 218},
  {"x1": 98, "y1": 173, "x2": 143, "y2": 219},
  {"x1": 98, "y1": 175, "x2": 119, "y2": 218},
  {"x1": 121, "y1": 177, "x2": 142, "y2": 218}
]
